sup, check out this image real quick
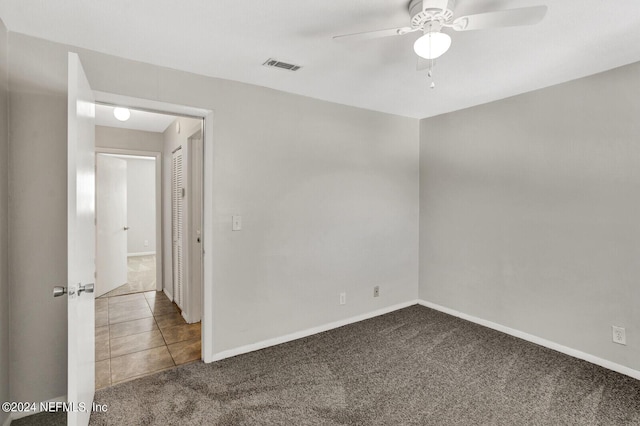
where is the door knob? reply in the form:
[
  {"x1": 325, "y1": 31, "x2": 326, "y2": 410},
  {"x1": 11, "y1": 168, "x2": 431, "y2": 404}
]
[
  {"x1": 53, "y1": 285, "x2": 77, "y2": 297},
  {"x1": 53, "y1": 286, "x2": 67, "y2": 297},
  {"x1": 124, "y1": 226, "x2": 130, "y2": 231},
  {"x1": 78, "y1": 283, "x2": 94, "y2": 295}
]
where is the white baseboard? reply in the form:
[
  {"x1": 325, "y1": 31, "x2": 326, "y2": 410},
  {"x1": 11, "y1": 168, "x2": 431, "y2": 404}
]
[
  {"x1": 163, "y1": 288, "x2": 173, "y2": 302},
  {"x1": 210, "y1": 300, "x2": 419, "y2": 362},
  {"x1": 7, "y1": 395, "x2": 67, "y2": 422},
  {"x1": 127, "y1": 251, "x2": 156, "y2": 257},
  {"x1": 417, "y1": 299, "x2": 640, "y2": 381}
]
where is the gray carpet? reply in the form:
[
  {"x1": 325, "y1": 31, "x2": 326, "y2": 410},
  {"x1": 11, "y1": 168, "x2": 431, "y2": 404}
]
[{"x1": 16, "y1": 305, "x2": 640, "y2": 425}]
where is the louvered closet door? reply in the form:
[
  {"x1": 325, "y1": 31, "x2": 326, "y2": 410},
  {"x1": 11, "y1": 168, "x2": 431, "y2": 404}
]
[{"x1": 172, "y1": 148, "x2": 185, "y2": 309}]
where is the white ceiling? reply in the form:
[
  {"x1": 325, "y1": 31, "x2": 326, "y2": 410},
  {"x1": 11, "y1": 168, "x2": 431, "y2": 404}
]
[
  {"x1": 95, "y1": 104, "x2": 176, "y2": 133},
  {"x1": 1, "y1": 0, "x2": 640, "y2": 119}
]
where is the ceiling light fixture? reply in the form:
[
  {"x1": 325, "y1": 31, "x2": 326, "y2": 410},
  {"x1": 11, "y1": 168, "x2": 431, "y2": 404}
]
[
  {"x1": 413, "y1": 30, "x2": 451, "y2": 60},
  {"x1": 113, "y1": 107, "x2": 131, "y2": 121}
]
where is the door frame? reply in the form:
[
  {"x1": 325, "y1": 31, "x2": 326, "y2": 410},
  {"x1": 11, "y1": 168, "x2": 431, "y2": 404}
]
[
  {"x1": 95, "y1": 153, "x2": 129, "y2": 297},
  {"x1": 186, "y1": 128, "x2": 204, "y2": 324},
  {"x1": 95, "y1": 148, "x2": 163, "y2": 293},
  {"x1": 93, "y1": 91, "x2": 215, "y2": 363}
]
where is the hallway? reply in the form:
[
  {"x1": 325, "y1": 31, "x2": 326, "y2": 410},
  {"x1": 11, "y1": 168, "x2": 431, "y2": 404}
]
[{"x1": 95, "y1": 290, "x2": 201, "y2": 389}]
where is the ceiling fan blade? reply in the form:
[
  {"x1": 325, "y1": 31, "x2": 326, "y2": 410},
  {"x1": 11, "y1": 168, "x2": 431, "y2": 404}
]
[
  {"x1": 452, "y1": 5, "x2": 548, "y2": 31},
  {"x1": 333, "y1": 27, "x2": 417, "y2": 42}
]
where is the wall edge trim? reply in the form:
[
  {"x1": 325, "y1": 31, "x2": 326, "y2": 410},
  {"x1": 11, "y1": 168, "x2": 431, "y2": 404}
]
[
  {"x1": 127, "y1": 251, "x2": 156, "y2": 257},
  {"x1": 417, "y1": 299, "x2": 640, "y2": 380},
  {"x1": 163, "y1": 288, "x2": 173, "y2": 302},
  {"x1": 210, "y1": 300, "x2": 420, "y2": 362}
]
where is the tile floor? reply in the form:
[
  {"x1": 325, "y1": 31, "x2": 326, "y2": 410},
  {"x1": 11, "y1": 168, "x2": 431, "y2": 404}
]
[
  {"x1": 99, "y1": 255, "x2": 157, "y2": 298},
  {"x1": 95, "y1": 290, "x2": 201, "y2": 389}
]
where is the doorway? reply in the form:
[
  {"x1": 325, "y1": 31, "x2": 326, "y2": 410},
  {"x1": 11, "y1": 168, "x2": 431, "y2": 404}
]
[
  {"x1": 95, "y1": 152, "x2": 159, "y2": 298},
  {"x1": 93, "y1": 104, "x2": 205, "y2": 389}
]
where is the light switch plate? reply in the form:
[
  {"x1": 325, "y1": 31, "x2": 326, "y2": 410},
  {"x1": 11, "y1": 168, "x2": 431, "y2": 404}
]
[{"x1": 232, "y1": 215, "x2": 242, "y2": 231}]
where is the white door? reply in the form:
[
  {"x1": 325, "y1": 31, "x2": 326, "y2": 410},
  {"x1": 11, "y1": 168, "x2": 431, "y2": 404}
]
[
  {"x1": 172, "y1": 148, "x2": 185, "y2": 309},
  {"x1": 96, "y1": 155, "x2": 128, "y2": 297},
  {"x1": 67, "y1": 52, "x2": 96, "y2": 426}
]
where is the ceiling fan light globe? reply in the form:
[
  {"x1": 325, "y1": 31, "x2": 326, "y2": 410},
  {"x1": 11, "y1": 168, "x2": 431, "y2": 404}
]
[
  {"x1": 113, "y1": 107, "x2": 131, "y2": 122},
  {"x1": 414, "y1": 31, "x2": 451, "y2": 59}
]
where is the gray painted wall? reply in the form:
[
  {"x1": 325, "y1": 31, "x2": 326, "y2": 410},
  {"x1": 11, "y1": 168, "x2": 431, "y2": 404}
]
[
  {"x1": 8, "y1": 33, "x2": 419, "y2": 403},
  {"x1": 96, "y1": 125, "x2": 163, "y2": 152},
  {"x1": 0, "y1": 17, "x2": 9, "y2": 426},
  {"x1": 8, "y1": 35, "x2": 69, "y2": 404},
  {"x1": 419, "y1": 61, "x2": 640, "y2": 372},
  {"x1": 125, "y1": 157, "x2": 156, "y2": 255}
]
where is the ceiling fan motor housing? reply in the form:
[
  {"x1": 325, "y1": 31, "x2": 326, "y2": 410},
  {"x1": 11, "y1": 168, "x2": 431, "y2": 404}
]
[{"x1": 409, "y1": 0, "x2": 455, "y2": 29}]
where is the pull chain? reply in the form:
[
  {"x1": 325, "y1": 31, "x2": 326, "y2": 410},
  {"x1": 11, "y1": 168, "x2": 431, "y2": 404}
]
[
  {"x1": 428, "y1": 26, "x2": 436, "y2": 89},
  {"x1": 428, "y1": 58, "x2": 435, "y2": 89}
]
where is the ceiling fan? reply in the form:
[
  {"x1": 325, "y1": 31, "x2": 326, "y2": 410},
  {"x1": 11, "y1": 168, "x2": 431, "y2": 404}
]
[{"x1": 334, "y1": 0, "x2": 547, "y2": 68}]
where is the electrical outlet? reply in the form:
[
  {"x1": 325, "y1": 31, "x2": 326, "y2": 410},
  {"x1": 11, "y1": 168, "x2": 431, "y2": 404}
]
[
  {"x1": 374, "y1": 286, "x2": 380, "y2": 297},
  {"x1": 612, "y1": 326, "x2": 626, "y2": 345},
  {"x1": 339, "y1": 292, "x2": 346, "y2": 305},
  {"x1": 144, "y1": 239, "x2": 149, "y2": 247}
]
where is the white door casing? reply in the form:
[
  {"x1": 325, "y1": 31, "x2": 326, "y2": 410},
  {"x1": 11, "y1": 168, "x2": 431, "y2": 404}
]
[
  {"x1": 67, "y1": 52, "x2": 96, "y2": 426},
  {"x1": 94, "y1": 147, "x2": 163, "y2": 293},
  {"x1": 96, "y1": 154, "x2": 128, "y2": 297},
  {"x1": 187, "y1": 130, "x2": 203, "y2": 323}
]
